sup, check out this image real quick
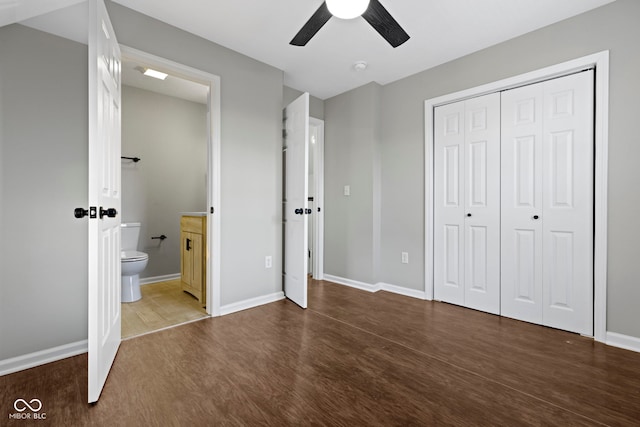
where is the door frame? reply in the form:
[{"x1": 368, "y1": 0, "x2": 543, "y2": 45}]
[
  {"x1": 424, "y1": 50, "x2": 609, "y2": 342},
  {"x1": 120, "y1": 46, "x2": 222, "y2": 316},
  {"x1": 309, "y1": 117, "x2": 325, "y2": 280}
]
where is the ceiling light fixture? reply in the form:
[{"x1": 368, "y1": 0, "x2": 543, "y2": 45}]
[
  {"x1": 326, "y1": 0, "x2": 370, "y2": 20},
  {"x1": 143, "y1": 68, "x2": 168, "y2": 80}
]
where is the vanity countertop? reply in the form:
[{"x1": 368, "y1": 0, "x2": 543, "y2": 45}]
[{"x1": 180, "y1": 212, "x2": 207, "y2": 217}]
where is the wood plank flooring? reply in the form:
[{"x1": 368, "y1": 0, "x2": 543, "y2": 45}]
[
  {"x1": 2, "y1": 279, "x2": 640, "y2": 426},
  {"x1": 121, "y1": 279, "x2": 208, "y2": 339}
]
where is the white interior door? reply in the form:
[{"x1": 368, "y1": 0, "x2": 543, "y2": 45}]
[
  {"x1": 501, "y1": 71, "x2": 594, "y2": 334},
  {"x1": 434, "y1": 100, "x2": 465, "y2": 305},
  {"x1": 500, "y1": 83, "x2": 544, "y2": 324},
  {"x1": 88, "y1": 0, "x2": 122, "y2": 403},
  {"x1": 283, "y1": 93, "x2": 309, "y2": 308},
  {"x1": 463, "y1": 93, "x2": 501, "y2": 314},
  {"x1": 434, "y1": 94, "x2": 500, "y2": 313},
  {"x1": 541, "y1": 71, "x2": 594, "y2": 335}
]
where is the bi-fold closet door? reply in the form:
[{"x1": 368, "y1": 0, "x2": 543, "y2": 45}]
[
  {"x1": 434, "y1": 71, "x2": 594, "y2": 335},
  {"x1": 434, "y1": 93, "x2": 501, "y2": 315}
]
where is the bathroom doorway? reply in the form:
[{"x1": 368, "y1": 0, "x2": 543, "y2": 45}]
[{"x1": 119, "y1": 47, "x2": 222, "y2": 338}]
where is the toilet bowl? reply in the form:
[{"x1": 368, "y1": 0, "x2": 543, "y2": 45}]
[{"x1": 121, "y1": 223, "x2": 148, "y2": 303}]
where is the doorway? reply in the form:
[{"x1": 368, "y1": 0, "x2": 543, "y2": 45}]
[
  {"x1": 308, "y1": 117, "x2": 325, "y2": 280},
  {"x1": 120, "y1": 56, "x2": 210, "y2": 338},
  {"x1": 120, "y1": 46, "x2": 222, "y2": 320}
]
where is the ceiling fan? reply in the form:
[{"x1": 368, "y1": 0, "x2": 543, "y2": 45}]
[{"x1": 290, "y1": 0, "x2": 410, "y2": 48}]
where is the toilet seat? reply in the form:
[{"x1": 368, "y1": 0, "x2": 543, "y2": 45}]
[{"x1": 121, "y1": 250, "x2": 149, "y2": 262}]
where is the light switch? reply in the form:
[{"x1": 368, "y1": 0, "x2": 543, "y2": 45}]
[{"x1": 344, "y1": 185, "x2": 350, "y2": 196}]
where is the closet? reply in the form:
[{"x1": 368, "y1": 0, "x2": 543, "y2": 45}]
[{"x1": 434, "y1": 70, "x2": 594, "y2": 335}]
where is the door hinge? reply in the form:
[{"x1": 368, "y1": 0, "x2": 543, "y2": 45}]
[
  {"x1": 282, "y1": 129, "x2": 287, "y2": 139},
  {"x1": 210, "y1": 206, "x2": 215, "y2": 214}
]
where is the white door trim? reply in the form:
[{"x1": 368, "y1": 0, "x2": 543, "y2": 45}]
[
  {"x1": 120, "y1": 46, "x2": 222, "y2": 317},
  {"x1": 310, "y1": 117, "x2": 325, "y2": 280},
  {"x1": 424, "y1": 51, "x2": 609, "y2": 342}
]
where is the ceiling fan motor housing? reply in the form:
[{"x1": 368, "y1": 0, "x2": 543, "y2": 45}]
[{"x1": 326, "y1": 0, "x2": 370, "y2": 19}]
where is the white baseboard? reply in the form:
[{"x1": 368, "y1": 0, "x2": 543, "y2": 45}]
[
  {"x1": 378, "y1": 282, "x2": 429, "y2": 300},
  {"x1": 0, "y1": 340, "x2": 88, "y2": 377},
  {"x1": 220, "y1": 292, "x2": 285, "y2": 316},
  {"x1": 140, "y1": 273, "x2": 181, "y2": 285},
  {"x1": 606, "y1": 331, "x2": 640, "y2": 353},
  {"x1": 323, "y1": 274, "x2": 381, "y2": 293},
  {"x1": 323, "y1": 275, "x2": 428, "y2": 301}
]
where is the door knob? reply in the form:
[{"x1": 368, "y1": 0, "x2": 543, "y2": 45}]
[
  {"x1": 533, "y1": 215, "x2": 540, "y2": 220},
  {"x1": 74, "y1": 208, "x2": 89, "y2": 218},
  {"x1": 466, "y1": 213, "x2": 472, "y2": 217},
  {"x1": 99, "y1": 207, "x2": 118, "y2": 219},
  {"x1": 294, "y1": 208, "x2": 304, "y2": 215}
]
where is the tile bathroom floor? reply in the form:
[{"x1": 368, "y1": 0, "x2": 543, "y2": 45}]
[{"x1": 121, "y1": 279, "x2": 208, "y2": 338}]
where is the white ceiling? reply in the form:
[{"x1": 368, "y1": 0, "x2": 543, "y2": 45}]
[
  {"x1": 7, "y1": 0, "x2": 616, "y2": 100},
  {"x1": 121, "y1": 59, "x2": 209, "y2": 105},
  {"x1": 110, "y1": 0, "x2": 616, "y2": 99}
]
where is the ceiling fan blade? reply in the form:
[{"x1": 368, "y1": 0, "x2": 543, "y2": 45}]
[
  {"x1": 290, "y1": 2, "x2": 333, "y2": 46},
  {"x1": 362, "y1": 0, "x2": 410, "y2": 48}
]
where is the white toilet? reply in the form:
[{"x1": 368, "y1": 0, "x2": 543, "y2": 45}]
[{"x1": 121, "y1": 222, "x2": 149, "y2": 303}]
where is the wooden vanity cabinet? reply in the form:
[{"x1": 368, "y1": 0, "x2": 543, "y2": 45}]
[{"x1": 180, "y1": 215, "x2": 206, "y2": 306}]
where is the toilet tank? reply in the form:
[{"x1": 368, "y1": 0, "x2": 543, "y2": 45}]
[{"x1": 121, "y1": 223, "x2": 141, "y2": 251}]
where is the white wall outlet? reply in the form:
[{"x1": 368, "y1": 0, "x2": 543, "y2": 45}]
[
  {"x1": 265, "y1": 255, "x2": 272, "y2": 269},
  {"x1": 344, "y1": 185, "x2": 350, "y2": 196},
  {"x1": 401, "y1": 252, "x2": 409, "y2": 264}
]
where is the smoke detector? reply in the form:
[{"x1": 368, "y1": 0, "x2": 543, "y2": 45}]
[{"x1": 353, "y1": 61, "x2": 368, "y2": 71}]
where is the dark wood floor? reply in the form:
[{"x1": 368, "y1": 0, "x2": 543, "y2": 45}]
[{"x1": 2, "y1": 280, "x2": 640, "y2": 426}]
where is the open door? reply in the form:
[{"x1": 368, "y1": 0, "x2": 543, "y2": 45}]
[
  {"x1": 88, "y1": 0, "x2": 122, "y2": 403},
  {"x1": 283, "y1": 93, "x2": 310, "y2": 308}
]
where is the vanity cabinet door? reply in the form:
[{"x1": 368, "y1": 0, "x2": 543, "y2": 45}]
[{"x1": 180, "y1": 216, "x2": 206, "y2": 305}]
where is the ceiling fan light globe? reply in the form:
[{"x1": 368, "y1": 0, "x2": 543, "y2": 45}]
[{"x1": 326, "y1": 0, "x2": 370, "y2": 20}]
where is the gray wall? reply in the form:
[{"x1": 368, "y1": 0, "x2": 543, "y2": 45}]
[
  {"x1": 324, "y1": 82, "x2": 381, "y2": 284},
  {"x1": 283, "y1": 86, "x2": 325, "y2": 120},
  {"x1": 105, "y1": 1, "x2": 284, "y2": 305},
  {"x1": 0, "y1": 25, "x2": 88, "y2": 360},
  {"x1": 121, "y1": 85, "x2": 207, "y2": 279},
  {"x1": 0, "y1": 0, "x2": 284, "y2": 362},
  {"x1": 324, "y1": 0, "x2": 640, "y2": 339}
]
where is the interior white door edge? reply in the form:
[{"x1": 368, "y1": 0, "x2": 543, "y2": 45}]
[{"x1": 425, "y1": 51, "x2": 609, "y2": 341}]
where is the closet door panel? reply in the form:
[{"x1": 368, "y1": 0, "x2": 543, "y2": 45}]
[
  {"x1": 501, "y1": 84, "x2": 544, "y2": 324},
  {"x1": 464, "y1": 93, "x2": 500, "y2": 314},
  {"x1": 434, "y1": 101, "x2": 465, "y2": 305},
  {"x1": 542, "y1": 71, "x2": 594, "y2": 335}
]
